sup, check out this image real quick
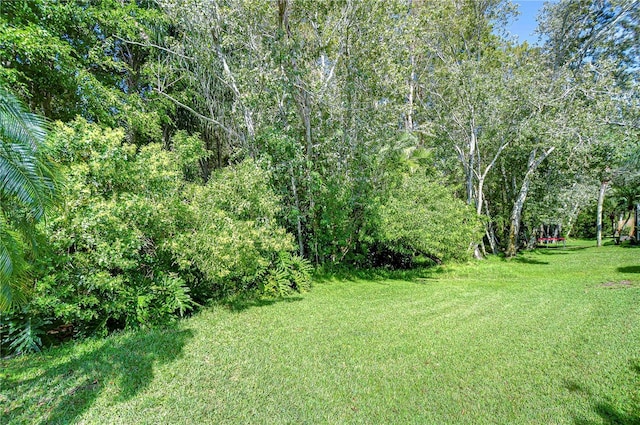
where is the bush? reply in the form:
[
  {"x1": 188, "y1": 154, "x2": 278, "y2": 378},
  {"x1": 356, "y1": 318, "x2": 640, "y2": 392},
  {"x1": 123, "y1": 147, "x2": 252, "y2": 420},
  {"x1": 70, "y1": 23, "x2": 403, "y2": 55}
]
[
  {"x1": 29, "y1": 119, "x2": 196, "y2": 337},
  {"x1": 377, "y1": 172, "x2": 482, "y2": 264},
  {"x1": 572, "y1": 204, "x2": 598, "y2": 239},
  {"x1": 170, "y1": 160, "x2": 311, "y2": 299},
  {"x1": 1, "y1": 120, "x2": 311, "y2": 354}
]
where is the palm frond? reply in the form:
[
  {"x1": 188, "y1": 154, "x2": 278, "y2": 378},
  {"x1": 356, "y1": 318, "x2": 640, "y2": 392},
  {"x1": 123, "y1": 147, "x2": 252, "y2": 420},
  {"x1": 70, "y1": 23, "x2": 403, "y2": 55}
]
[
  {"x1": 0, "y1": 143, "x2": 56, "y2": 220},
  {"x1": 0, "y1": 86, "x2": 47, "y2": 149},
  {"x1": 0, "y1": 85, "x2": 57, "y2": 312},
  {"x1": 0, "y1": 214, "x2": 29, "y2": 311}
]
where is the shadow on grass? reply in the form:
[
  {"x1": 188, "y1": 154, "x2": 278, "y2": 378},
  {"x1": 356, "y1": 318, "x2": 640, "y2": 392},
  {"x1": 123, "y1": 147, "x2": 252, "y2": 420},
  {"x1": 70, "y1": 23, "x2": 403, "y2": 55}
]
[
  {"x1": 508, "y1": 243, "x2": 592, "y2": 262},
  {"x1": 502, "y1": 248, "x2": 572, "y2": 259},
  {"x1": 572, "y1": 360, "x2": 640, "y2": 425},
  {"x1": 534, "y1": 245, "x2": 592, "y2": 254},
  {"x1": 575, "y1": 403, "x2": 640, "y2": 425},
  {"x1": 617, "y1": 265, "x2": 640, "y2": 274},
  {"x1": 512, "y1": 257, "x2": 549, "y2": 265},
  {"x1": 313, "y1": 264, "x2": 447, "y2": 284},
  {"x1": 564, "y1": 379, "x2": 590, "y2": 394},
  {"x1": 1, "y1": 326, "x2": 192, "y2": 425},
  {"x1": 619, "y1": 241, "x2": 640, "y2": 248},
  {"x1": 224, "y1": 296, "x2": 304, "y2": 312}
]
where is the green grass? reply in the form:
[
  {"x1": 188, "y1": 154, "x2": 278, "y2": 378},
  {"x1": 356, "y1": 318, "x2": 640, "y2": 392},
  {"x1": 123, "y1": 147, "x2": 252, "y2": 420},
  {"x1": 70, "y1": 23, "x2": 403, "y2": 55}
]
[{"x1": 2, "y1": 240, "x2": 639, "y2": 424}]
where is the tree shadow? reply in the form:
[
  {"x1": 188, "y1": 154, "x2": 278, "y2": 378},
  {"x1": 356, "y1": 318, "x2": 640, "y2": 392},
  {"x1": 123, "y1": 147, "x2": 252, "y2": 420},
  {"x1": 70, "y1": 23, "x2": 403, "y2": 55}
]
[
  {"x1": 572, "y1": 360, "x2": 640, "y2": 425},
  {"x1": 534, "y1": 245, "x2": 592, "y2": 253},
  {"x1": 619, "y1": 240, "x2": 640, "y2": 248},
  {"x1": 617, "y1": 266, "x2": 640, "y2": 274},
  {"x1": 313, "y1": 264, "x2": 446, "y2": 284},
  {"x1": 224, "y1": 296, "x2": 304, "y2": 312},
  {"x1": 564, "y1": 379, "x2": 590, "y2": 394},
  {"x1": 534, "y1": 249, "x2": 570, "y2": 255},
  {"x1": 512, "y1": 257, "x2": 549, "y2": 265},
  {"x1": 1, "y1": 326, "x2": 192, "y2": 424},
  {"x1": 574, "y1": 403, "x2": 640, "y2": 425}
]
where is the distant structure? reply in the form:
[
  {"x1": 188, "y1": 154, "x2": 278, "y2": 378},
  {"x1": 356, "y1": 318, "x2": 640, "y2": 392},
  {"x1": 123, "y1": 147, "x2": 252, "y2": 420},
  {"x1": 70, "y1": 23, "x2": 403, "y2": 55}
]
[{"x1": 614, "y1": 204, "x2": 638, "y2": 244}]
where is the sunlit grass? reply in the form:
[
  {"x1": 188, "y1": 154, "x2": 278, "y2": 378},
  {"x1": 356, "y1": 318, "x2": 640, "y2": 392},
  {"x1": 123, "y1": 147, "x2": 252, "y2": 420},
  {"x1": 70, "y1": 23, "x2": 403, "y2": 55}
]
[{"x1": 2, "y1": 240, "x2": 639, "y2": 424}]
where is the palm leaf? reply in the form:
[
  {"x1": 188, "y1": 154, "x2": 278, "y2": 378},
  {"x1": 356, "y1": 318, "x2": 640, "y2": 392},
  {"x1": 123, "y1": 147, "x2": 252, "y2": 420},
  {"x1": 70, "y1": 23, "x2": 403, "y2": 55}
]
[
  {"x1": 0, "y1": 145, "x2": 54, "y2": 219},
  {"x1": 0, "y1": 214, "x2": 29, "y2": 311},
  {"x1": 0, "y1": 85, "x2": 58, "y2": 311},
  {"x1": 0, "y1": 86, "x2": 47, "y2": 149}
]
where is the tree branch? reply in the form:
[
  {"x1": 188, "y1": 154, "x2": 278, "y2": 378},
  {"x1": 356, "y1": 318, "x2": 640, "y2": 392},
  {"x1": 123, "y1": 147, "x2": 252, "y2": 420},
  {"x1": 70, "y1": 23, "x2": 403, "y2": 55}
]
[
  {"x1": 113, "y1": 35, "x2": 195, "y2": 61},
  {"x1": 154, "y1": 89, "x2": 238, "y2": 139}
]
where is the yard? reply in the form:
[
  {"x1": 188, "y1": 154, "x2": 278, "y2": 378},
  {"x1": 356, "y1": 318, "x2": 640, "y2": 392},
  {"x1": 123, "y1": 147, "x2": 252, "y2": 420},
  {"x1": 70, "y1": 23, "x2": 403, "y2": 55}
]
[{"x1": 1, "y1": 241, "x2": 639, "y2": 424}]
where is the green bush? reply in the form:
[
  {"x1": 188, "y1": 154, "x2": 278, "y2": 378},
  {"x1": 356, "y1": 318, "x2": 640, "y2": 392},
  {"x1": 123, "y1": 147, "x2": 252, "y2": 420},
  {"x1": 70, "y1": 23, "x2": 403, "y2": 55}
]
[
  {"x1": 171, "y1": 160, "x2": 310, "y2": 299},
  {"x1": 1, "y1": 120, "x2": 311, "y2": 354},
  {"x1": 378, "y1": 171, "x2": 482, "y2": 264},
  {"x1": 29, "y1": 119, "x2": 195, "y2": 336}
]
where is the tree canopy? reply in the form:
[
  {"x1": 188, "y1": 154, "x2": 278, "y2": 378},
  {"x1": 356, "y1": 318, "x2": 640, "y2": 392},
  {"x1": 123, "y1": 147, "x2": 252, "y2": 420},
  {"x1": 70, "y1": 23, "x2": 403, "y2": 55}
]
[{"x1": 0, "y1": 0, "x2": 637, "y2": 353}]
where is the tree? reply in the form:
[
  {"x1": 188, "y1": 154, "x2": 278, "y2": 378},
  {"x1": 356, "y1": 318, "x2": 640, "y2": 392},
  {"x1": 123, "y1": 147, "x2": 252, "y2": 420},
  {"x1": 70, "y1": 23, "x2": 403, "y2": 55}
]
[
  {"x1": 411, "y1": 1, "x2": 569, "y2": 256},
  {"x1": 538, "y1": 0, "x2": 639, "y2": 78},
  {"x1": 155, "y1": 0, "x2": 420, "y2": 265},
  {"x1": 0, "y1": 0, "x2": 169, "y2": 140},
  {"x1": 539, "y1": 0, "x2": 640, "y2": 247},
  {"x1": 0, "y1": 85, "x2": 57, "y2": 311}
]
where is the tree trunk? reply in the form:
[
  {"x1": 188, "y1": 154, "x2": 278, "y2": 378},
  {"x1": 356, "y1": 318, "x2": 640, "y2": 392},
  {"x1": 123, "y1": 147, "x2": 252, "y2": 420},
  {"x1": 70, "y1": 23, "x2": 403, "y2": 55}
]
[
  {"x1": 505, "y1": 171, "x2": 532, "y2": 257},
  {"x1": 290, "y1": 170, "x2": 305, "y2": 257},
  {"x1": 406, "y1": 53, "x2": 416, "y2": 131},
  {"x1": 466, "y1": 126, "x2": 477, "y2": 205},
  {"x1": 636, "y1": 203, "x2": 639, "y2": 243},
  {"x1": 596, "y1": 180, "x2": 608, "y2": 247},
  {"x1": 565, "y1": 202, "x2": 581, "y2": 239},
  {"x1": 484, "y1": 200, "x2": 498, "y2": 255},
  {"x1": 506, "y1": 147, "x2": 555, "y2": 257},
  {"x1": 471, "y1": 175, "x2": 485, "y2": 259}
]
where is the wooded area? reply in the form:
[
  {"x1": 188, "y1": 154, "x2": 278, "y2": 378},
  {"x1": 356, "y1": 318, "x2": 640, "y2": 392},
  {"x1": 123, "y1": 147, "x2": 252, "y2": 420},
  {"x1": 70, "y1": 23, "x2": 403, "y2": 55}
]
[{"x1": 0, "y1": 0, "x2": 638, "y2": 353}]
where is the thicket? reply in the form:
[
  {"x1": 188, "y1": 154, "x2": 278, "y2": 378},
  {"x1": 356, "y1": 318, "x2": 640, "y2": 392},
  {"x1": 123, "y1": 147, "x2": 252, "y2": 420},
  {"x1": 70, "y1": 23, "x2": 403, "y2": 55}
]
[
  {"x1": 1, "y1": 116, "x2": 478, "y2": 355},
  {"x1": 1, "y1": 120, "x2": 314, "y2": 354},
  {"x1": 1, "y1": 0, "x2": 637, "y2": 355}
]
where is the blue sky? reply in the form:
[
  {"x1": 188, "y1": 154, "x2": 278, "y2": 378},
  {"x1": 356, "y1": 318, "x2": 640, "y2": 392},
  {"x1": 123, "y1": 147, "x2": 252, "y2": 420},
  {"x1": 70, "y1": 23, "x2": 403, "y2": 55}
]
[{"x1": 505, "y1": 0, "x2": 548, "y2": 45}]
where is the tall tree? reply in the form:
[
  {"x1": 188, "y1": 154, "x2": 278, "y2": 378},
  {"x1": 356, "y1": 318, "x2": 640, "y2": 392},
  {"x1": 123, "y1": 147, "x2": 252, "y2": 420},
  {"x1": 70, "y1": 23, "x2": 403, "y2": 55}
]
[
  {"x1": 539, "y1": 0, "x2": 639, "y2": 78},
  {"x1": 412, "y1": 0, "x2": 565, "y2": 256},
  {"x1": 0, "y1": 0, "x2": 169, "y2": 140},
  {"x1": 155, "y1": 0, "x2": 416, "y2": 264},
  {"x1": 539, "y1": 0, "x2": 640, "y2": 247}
]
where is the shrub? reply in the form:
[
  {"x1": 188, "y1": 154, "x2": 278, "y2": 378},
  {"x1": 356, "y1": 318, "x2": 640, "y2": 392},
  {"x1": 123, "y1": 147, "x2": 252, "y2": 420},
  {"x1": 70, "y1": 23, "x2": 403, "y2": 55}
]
[
  {"x1": 170, "y1": 160, "x2": 311, "y2": 299},
  {"x1": 0, "y1": 121, "x2": 311, "y2": 354},
  {"x1": 27, "y1": 119, "x2": 196, "y2": 337},
  {"x1": 378, "y1": 171, "x2": 482, "y2": 264}
]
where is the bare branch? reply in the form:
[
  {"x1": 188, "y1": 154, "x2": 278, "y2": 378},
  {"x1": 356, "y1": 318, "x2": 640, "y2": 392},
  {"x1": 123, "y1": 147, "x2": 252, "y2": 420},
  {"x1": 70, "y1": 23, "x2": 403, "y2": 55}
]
[
  {"x1": 113, "y1": 35, "x2": 195, "y2": 61},
  {"x1": 154, "y1": 89, "x2": 238, "y2": 139}
]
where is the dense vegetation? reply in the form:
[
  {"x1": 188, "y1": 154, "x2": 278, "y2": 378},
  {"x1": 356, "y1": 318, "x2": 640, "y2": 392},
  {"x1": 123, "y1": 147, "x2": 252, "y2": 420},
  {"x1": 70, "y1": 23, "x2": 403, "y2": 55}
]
[
  {"x1": 0, "y1": 0, "x2": 638, "y2": 354},
  {"x1": 1, "y1": 241, "x2": 638, "y2": 423}
]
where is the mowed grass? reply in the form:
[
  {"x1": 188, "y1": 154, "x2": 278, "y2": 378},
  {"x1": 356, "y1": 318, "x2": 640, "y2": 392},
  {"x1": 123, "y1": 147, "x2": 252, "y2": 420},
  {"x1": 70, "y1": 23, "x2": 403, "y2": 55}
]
[{"x1": 1, "y1": 241, "x2": 639, "y2": 424}]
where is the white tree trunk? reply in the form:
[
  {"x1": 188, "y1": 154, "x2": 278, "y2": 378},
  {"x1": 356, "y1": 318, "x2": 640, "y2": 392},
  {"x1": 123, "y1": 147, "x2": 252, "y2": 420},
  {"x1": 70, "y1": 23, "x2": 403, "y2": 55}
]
[
  {"x1": 506, "y1": 147, "x2": 555, "y2": 257},
  {"x1": 596, "y1": 180, "x2": 608, "y2": 247}
]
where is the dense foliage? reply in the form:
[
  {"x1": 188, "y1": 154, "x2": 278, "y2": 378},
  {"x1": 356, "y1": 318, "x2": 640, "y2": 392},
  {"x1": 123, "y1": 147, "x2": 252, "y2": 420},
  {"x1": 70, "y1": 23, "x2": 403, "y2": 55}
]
[
  {"x1": 0, "y1": 0, "x2": 638, "y2": 354},
  {"x1": 380, "y1": 172, "x2": 483, "y2": 265},
  {"x1": 1, "y1": 119, "x2": 311, "y2": 353},
  {"x1": 0, "y1": 85, "x2": 58, "y2": 312}
]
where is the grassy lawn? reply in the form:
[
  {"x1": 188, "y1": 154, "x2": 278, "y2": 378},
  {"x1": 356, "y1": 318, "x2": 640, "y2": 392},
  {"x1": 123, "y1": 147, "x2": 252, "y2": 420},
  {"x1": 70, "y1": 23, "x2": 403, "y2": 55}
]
[{"x1": 1, "y1": 240, "x2": 639, "y2": 424}]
